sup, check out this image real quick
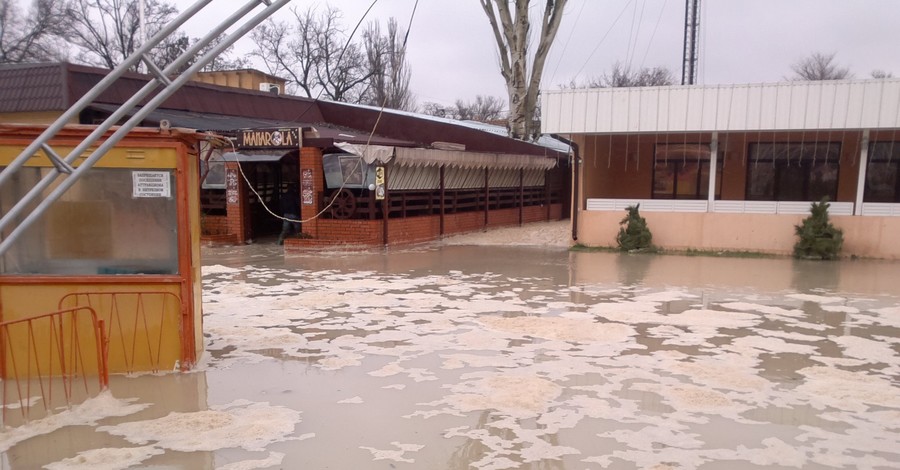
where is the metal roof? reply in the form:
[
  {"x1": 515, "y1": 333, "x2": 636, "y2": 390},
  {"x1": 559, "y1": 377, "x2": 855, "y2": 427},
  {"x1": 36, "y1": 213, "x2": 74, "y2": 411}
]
[
  {"x1": 0, "y1": 63, "x2": 66, "y2": 112},
  {"x1": 542, "y1": 78, "x2": 900, "y2": 134}
]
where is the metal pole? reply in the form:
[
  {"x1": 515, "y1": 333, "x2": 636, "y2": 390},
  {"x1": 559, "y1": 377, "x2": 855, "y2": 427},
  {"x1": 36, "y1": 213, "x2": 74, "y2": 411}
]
[
  {"x1": 0, "y1": 0, "x2": 292, "y2": 257},
  {"x1": 854, "y1": 130, "x2": 870, "y2": 216},
  {"x1": 0, "y1": 0, "x2": 265, "y2": 235},
  {"x1": 0, "y1": 0, "x2": 214, "y2": 188}
]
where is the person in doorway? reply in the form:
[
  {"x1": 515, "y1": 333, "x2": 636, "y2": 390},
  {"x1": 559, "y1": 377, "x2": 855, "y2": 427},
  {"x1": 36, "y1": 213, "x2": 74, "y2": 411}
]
[{"x1": 278, "y1": 183, "x2": 300, "y2": 245}]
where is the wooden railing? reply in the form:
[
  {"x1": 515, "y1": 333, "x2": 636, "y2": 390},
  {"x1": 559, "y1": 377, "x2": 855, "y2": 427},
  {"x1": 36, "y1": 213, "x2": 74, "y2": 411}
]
[{"x1": 322, "y1": 186, "x2": 558, "y2": 220}]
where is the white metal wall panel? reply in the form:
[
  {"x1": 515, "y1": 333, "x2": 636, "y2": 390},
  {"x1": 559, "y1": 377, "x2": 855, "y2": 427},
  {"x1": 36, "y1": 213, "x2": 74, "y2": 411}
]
[
  {"x1": 543, "y1": 79, "x2": 900, "y2": 134},
  {"x1": 861, "y1": 203, "x2": 900, "y2": 216}
]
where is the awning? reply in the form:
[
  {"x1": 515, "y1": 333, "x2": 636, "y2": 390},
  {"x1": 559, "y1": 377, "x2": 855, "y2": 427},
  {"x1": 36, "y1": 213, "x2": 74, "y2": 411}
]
[
  {"x1": 334, "y1": 142, "x2": 395, "y2": 164},
  {"x1": 220, "y1": 151, "x2": 287, "y2": 162},
  {"x1": 394, "y1": 147, "x2": 558, "y2": 171},
  {"x1": 335, "y1": 143, "x2": 558, "y2": 171}
]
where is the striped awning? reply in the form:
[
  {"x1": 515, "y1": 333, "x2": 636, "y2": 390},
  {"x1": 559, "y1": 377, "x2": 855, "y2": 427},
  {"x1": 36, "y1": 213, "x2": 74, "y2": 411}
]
[{"x1": 394, "y1": 147, "x2": 557, "y2": 171}]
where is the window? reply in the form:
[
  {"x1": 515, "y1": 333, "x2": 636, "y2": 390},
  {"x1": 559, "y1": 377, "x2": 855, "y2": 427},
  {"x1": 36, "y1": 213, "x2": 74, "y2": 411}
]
[
  {"x1": 653, "y1": 144, "x2": 722, "y2": 199},
  {"x1": 865, "y1": 142, "x2": 900, "y2": 203},
  {"x1": 1, "y1": 167, "x2": 179, "y2": 275},
  {"x1": 746, "y1": 143, "x2": 840, "y2": 201}
]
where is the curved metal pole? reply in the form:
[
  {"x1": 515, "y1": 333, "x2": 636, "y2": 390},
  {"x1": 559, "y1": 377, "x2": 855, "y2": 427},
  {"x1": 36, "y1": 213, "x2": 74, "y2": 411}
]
[
  {"x1": 0, "y1": 0, "x2": 292, "y2": 257},
  {"x1": 0, "y1": 0, "x2": 266, "y2": 234}
]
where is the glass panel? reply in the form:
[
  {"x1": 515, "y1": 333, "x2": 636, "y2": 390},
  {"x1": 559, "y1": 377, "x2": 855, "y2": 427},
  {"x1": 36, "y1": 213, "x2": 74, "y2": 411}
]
[
  {"x1": 777, "y1": 164, "x2": 806, "y2": 201},
  {"x1": 747, "y1": 142, "x2": 840, "y2": 201},
  {"x1": 865, "y1": 161, "x2": 898, "y2": 202},
  {"x1": 675, "y1": 162, "x2": 700, "y2": 199},
  {"x1": 653, "y1": 161, "x2": 675, "y2": 198},
  {"x1": 339, "y1": 156, "x2": 364, "y2": 186},
  {"x1": 747, "y1": 163, "x2": 775, "y2": 200},
  {"x1": 808, "y1": 162, "x2": 839, "y2": 201},
  {"x1": 1, "y1": 168, "x2": 178, "y2": 275}
]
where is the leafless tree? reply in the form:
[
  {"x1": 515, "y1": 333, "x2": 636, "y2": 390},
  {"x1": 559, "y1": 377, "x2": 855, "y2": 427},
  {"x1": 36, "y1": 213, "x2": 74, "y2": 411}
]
[
  {"x1": 361, "y1": 18, "x2": 415, "y2": 111},
  {"x1": 153, "y1": 33, "x2": 249, "y2": 74},
  {"x1": 871, "y1": 69, "x2": 894, "y2": 79},
  {"x1": 66, "y1": 0, "x2": 177, "y2": 70},
  {"x1": 251, "y1": 6, "x2": 372, "y2": 102},
  {"x1": 421, "y1": 95, "x2": 506, "y2": 122},
  {"x1": 565, "y1": 62, "x2": 675, "y2": 88},
  {"x1": 479, "y1": 0, "x2": 568, "y2": 140},
  {"x1": 789, "y1": 52, "x2": 852, "y2": 81},
  {"x1": 0, "y1": 0, "x2": 69, "y2": 63}
]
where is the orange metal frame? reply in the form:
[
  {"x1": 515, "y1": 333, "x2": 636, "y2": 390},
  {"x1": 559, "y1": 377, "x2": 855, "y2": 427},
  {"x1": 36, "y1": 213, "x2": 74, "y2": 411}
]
[{"x1": 0, "y1": 307, "x2": 108, "y2": 426}]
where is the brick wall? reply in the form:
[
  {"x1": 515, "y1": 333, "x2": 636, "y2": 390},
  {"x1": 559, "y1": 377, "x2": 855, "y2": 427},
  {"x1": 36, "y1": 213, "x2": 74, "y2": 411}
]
[{"x1": 285, "y1": 203, "x2": 563, "y2": 250}]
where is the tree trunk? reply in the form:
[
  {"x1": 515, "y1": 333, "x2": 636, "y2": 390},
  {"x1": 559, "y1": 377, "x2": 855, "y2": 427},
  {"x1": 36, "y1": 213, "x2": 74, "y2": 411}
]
[{"x1": 479, "y1": 0, "x2": 568, "y2": 141}]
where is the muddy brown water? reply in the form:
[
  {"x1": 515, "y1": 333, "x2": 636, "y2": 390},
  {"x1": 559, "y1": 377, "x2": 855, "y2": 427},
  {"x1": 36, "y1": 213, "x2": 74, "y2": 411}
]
[{"x1": 4, "y1": 241, "x2": 900, "y2": 469}]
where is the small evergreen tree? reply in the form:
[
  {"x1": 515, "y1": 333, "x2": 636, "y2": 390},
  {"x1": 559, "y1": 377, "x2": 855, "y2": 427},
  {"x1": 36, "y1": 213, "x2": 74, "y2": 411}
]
[
  {"x1": 617, "y1": 204, "x2": 653, "y2": 251},
  {"x1": 794, "y1": 198, "x2": 843, "y2": 259}
]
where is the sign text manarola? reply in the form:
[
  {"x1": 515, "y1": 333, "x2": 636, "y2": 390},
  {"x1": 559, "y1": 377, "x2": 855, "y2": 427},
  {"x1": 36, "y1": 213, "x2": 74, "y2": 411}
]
[{"x1": 237, "y1": 128, "x2": 301, "y2": 149}]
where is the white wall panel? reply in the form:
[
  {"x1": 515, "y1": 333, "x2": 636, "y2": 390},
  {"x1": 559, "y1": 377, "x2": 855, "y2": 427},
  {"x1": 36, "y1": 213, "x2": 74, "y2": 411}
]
[{"x1": 543, "y1": 79, "x2": 900, "y2": 134}]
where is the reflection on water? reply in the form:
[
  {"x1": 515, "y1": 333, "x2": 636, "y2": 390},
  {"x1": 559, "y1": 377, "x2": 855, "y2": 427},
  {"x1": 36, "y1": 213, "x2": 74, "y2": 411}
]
[{"x1": 5, "y1": 243, "x2": 900, "y2": 469}]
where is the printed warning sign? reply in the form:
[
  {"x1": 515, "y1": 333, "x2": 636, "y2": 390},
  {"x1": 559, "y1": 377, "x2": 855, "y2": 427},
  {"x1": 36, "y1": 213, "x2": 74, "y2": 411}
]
[{"x1": 132, "y1": 171, "x2": 171, "y2": 198}]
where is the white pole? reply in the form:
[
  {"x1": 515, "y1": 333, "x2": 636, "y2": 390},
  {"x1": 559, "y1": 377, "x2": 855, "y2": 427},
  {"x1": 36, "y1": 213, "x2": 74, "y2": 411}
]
[
  {"x1": 708, "y1": 131, "x2": 718, "y2": 212},
  {"x1": 139, "y1": 0, "x2": 147, "y2": 46},
  {"x1": 854, "y1": 129, "x2": 870, "y2": 216}
]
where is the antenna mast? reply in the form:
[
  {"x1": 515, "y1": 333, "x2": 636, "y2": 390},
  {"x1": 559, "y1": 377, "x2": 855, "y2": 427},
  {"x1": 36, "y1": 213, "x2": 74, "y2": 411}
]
[{"x1": 681, "y1": 0, "x2": 700, "y2": 85}]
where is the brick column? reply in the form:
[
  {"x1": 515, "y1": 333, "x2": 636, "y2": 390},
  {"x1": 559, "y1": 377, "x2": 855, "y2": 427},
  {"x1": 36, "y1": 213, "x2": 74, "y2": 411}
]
[
  {"x1": 224, "y1": 162, "x2": 250, "y2": 244},
  {"x1": 299, "y1": 147, "x2": 324, "y2": 237}
]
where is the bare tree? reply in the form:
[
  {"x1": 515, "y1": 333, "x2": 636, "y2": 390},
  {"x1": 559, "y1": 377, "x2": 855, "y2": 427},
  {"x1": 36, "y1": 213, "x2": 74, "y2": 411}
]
[
  {"x1": 251, "y1": 6, "x2": 372, "y2": 102},
  {"x1": 871, "y1": 69, "x2": 894, "y2": 79},
  {"x1": 565, "y1": 62, "x2": 675, "y2": 88},
  {"x1": 66, "y1": 0, "x2": 177, "y2": 71},
  {"x1": 479, "y1": 0, "x2": 568, "y2": 140},
  {"x1": 789, "y1": 52, "x2": 852, "y2": 81},
  {"x1": 421, "y1": 95, "x2": 506, "y2": 122},
  {"x1": 153, "y1": 33, "x2": 249, "y2": 74},
  {"x1": 361, "y1": 18, "x2": 415, "y2": 111},
  {"x1": 0, "y1": 0, "x2": 69, "y2": 63}
]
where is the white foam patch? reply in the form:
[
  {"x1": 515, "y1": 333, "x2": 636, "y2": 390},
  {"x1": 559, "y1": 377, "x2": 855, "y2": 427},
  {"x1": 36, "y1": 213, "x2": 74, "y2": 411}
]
[
  {"x1": 43, "y1": 446, "x2": 164, "y2": 470},
  {"x1": 422, "y1": 374, "x2": 562, "y2": 419},
  {"x1": 0, "y1": 392, "x2": 149, "y2": 453},
  {"x1": 478, "y1": 316, "x2": 636, "y2": 343},
  {"x1": 797, "y1": 366, "x2": 900, "y2": 412},
  {"x1": 203, "y1": 265, "x2": 243, "y2": 275},
  {"x1": 359, "y1": 442, "x2": 425, "y2": 463},
  {"x1": 218, "y1": 452, "x2": 285, "y2": 470},
  {"x1": 338, "y1": 396, "x2": 364, "y2": 404},
  {"x1": 97, "y1": 400, "x2": 301, "y2": 452},
  {"x1": 832, "y1": 335, "x2": 897, "y2": 364},
  {"x1": 787, "y1": 293, "x2": 845, "y2": 304}
]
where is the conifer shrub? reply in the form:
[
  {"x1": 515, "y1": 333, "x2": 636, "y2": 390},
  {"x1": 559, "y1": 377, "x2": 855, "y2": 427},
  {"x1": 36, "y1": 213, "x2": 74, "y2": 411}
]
[
  {"x1": 616, "y1": 204, "x2": 653, "y2": 252},
  {"x1": 793, "y1": 198, "x2": 843, "y2": 260}
]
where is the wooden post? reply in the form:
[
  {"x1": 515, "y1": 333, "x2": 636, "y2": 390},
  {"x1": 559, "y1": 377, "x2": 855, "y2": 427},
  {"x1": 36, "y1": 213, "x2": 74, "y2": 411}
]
[
  {"x1": 484, "y1": 168, "x2": 489, "y2": 228},
  {"x1": 439, "y1": 165, "x2": 445, "y2": 236},
  {"x1": 382, "y1": 168, "x2": 389, "y2": 246},
  {"x1": 545, "y1": 170, "x2": 552, "y2": 220},
  {"x1": 518, "y1": 169, "x2": 524, "y2": 226}
]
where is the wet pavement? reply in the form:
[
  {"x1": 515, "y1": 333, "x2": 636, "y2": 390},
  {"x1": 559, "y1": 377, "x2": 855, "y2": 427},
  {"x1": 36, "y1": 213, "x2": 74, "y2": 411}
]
[{"x1": 4, "y1": 230, "x2": 900, "y2": 469}]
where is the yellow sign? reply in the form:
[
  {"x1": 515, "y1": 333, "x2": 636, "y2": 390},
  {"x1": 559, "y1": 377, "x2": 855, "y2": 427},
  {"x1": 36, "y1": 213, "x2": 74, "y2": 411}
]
[{"x1": 375, "y1": 166, "x2": 386, "y2": 200}]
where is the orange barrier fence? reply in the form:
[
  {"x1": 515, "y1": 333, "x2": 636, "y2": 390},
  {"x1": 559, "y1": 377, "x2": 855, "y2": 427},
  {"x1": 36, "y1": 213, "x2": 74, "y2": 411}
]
[
  {"x1": 58, "y1": 291, "x2": 182, "y2": 373},
  {"x1": 0, "y1": 307, "x2": 108, "y2": 427}
]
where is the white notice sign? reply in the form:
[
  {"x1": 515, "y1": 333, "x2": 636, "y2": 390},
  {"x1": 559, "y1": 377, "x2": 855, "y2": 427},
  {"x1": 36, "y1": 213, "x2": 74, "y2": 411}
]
[{"x1": 132, "y1": 171, "x2": 171, "y2": 198}]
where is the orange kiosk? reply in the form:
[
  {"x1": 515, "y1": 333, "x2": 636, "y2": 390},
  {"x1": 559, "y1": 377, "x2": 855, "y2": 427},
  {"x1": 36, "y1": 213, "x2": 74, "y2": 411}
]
[{"x1": 0, "y1": 124, "x2": 213, "y2": 375}]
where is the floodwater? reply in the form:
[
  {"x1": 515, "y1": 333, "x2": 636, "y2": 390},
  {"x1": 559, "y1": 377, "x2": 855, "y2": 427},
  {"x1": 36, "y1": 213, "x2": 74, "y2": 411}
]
[{"x1": 3, "y1": 221, "x2": 900, "y2": 470}]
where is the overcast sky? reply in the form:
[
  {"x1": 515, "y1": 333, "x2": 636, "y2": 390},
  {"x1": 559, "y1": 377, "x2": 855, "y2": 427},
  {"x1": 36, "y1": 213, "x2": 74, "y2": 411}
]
[{"x1": 172, "y1": 1, "x2": 900, "y2": 109}]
